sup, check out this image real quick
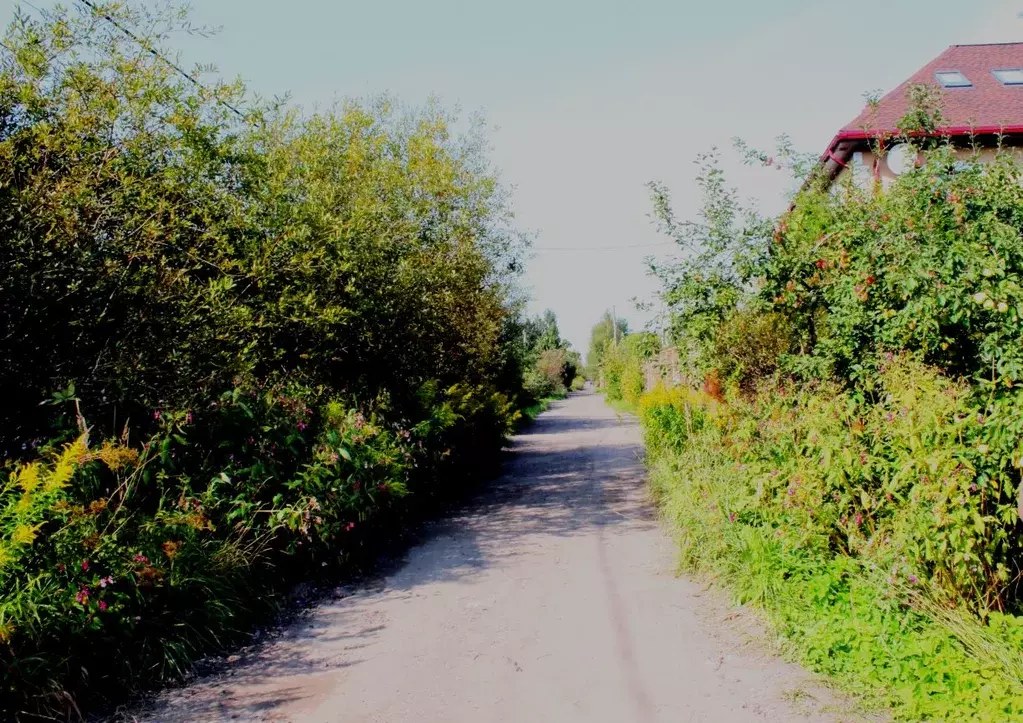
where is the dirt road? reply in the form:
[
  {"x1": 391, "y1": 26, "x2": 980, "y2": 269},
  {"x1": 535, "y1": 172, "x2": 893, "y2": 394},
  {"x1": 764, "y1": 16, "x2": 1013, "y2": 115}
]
[{"x1": 143, "y1": 391, "x2": 848, "y2": 723}]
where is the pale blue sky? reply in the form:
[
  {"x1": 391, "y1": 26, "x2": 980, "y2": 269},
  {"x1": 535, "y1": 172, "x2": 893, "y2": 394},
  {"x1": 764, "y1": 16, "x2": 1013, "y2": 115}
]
[{"x1": 4, "y1": 0, "x2": 1022, "y2": 349}]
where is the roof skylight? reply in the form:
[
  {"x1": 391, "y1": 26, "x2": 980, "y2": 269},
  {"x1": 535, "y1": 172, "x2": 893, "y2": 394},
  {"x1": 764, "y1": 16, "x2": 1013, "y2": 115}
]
[
  {"x1": 935, "y1": 71, "x2": 972, "y2": 88},
  {"x1": 993, "y1": 68, "x2": 1023, "y2": 85}
]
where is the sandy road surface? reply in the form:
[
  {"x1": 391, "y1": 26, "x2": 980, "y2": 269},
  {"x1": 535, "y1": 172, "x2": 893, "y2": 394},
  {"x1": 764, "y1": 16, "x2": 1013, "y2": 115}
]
[{"x1": 142, "y1": 391, "x2": 851, "y2": 723}]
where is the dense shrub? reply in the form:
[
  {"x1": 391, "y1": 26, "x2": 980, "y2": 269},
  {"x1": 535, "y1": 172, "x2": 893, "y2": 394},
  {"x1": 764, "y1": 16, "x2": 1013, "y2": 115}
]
[
  {"x1": 598, "y1": 331, "x2": 660, "y2": 406},
  {"x1": 516, "y1": 314, "x2": 580, "y2": 401},
  {"x1": 534, "y1": 348, "x2": 575, "y2": 396},
  {"x1": 635, "y1": 127, "x2": 1023, "y2": 718},
  {"x1": 0, "y1": 5, "x2": 530, "y2": 717},
  {"x1": 640, "y1": 362, "x2": 1023, "y2": 719},
  {"x1": 711, "y1": 310, "x2": 792, "y2": 392},
  {"x1": 523, "y1": 366, "x2": 563, "y2": 401}
]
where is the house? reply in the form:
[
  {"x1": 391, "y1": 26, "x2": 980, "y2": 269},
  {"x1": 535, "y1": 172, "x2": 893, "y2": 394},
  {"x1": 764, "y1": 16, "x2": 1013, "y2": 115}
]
[{"x1": 820, "y1": 43, "x2": 1023, "y2": 188}]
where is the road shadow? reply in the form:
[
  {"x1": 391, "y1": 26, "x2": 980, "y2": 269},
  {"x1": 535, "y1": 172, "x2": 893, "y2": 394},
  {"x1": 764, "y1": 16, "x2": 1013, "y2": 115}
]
[{"x1": 136, "y1": 394, "x2": 653, "y2": 722}]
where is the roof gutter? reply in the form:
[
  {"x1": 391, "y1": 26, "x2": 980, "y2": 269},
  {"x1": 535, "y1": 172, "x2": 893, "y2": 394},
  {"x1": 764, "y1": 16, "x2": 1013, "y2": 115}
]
[
  {"x1": 789, "y1": 124, "x2": 1023, "y2": 213},
  {"x1": 813, "y1": 124, "x2": 1023, "y2": 187}
]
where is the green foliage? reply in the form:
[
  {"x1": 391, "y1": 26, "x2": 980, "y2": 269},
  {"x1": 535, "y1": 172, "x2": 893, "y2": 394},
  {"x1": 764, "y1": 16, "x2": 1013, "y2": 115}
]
[
  {"x1": 636, "y1": 121, "x2": 1023, "y2": 718},
  {"x1": 570, "y1": 376, "x2": 586, "y2": 392},
  {"x1": 640, "y1": 372, "x2": 1023, "y2": 720},
  {"x1": 599, "y1": 331, "x2": 661, "y2": 406},
  {"x1": 646, "y1": 151, "x2": 772, "y2": 367},
  {"x1": 0, "y1": 4, "x2": 531, "y2": 717},
  {"x1": 586, "y1": 310, "x2": 628, "y2": 377},
  {"x1": 510, "y1": 309, "x2": 579, "y2": 403},
  {"x1": 767, "y1": 146, "x2": 1023, "y2": 388},
  {"x1": 712, "y1": 310, "x2": 793, "y2": 392}
]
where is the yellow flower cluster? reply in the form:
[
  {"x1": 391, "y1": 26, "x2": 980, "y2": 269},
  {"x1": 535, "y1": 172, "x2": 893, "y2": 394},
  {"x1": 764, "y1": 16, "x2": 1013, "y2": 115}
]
[{"x1": 1, "y1": 435, "x2": 92, "y2": 572}]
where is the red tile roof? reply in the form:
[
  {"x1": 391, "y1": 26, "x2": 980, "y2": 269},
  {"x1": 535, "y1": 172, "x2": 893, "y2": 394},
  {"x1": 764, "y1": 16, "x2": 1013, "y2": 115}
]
[{"x1": 842, "y1": 43, "x2": 1023, "y2": 136}]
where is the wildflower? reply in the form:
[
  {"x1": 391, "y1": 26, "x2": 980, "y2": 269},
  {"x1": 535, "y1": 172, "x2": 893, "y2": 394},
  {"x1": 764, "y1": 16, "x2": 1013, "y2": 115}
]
[
  {"x1": 16, "y1": 463, "x2": 42, "y2": 493},
  {"x1": 297, "y1": 421, "x2": 308, "y2": 431},
  {"x1": 728, "y1": 513, "x2": 736, "y2": 523},
  {"x1": 153, "y1": 410, "x2": 161, "y2": 420},
  {"x1": 886, "y1": 411, "x2": 895, "y2": 423},
  {"x1": 75, "y1": 587, "x2": 90, "y2": 605},
  {"x1": 134, "y1": 554, "x2": 150, "y2": 564},
  {"x1": 185, "y1": 412, "x2": 193, "y2": 424},
  {"x1": 99, "y1": 576, "x2": 114, "y2": 588},
  {"x1": 162, "y1": 541, "x2": 180, "y2": 559},
  {"x1": 11, "y1": 524, "x2": 40, "y2": 546},
  {"x1": 98, "y1": 601, "x2": 108, "y2": 612},
  {"x1": 854, "y1": 513, "x2": 863, "y2": 526},
  {"x1": 908, "y1": 574, "x2": 918, "y2": 585},
  {"x1": 977, "y1": 444, "x2": 989, "y2": 454},
  {"x1": 81, "y1": 560, "x2": 90, "y2": 571}
]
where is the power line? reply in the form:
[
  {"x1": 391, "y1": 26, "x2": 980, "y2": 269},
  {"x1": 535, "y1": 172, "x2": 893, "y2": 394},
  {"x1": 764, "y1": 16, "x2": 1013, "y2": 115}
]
[
  {"x1": 530, "y1": 242, "x2": 676, "y2": 253},
  {"x1": 77, "y1": 0, "x2": 245, "y2": 119}
]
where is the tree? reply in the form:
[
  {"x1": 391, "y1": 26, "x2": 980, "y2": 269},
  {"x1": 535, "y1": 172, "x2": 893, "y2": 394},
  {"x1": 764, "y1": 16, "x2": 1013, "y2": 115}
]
[
  {"x1": 586, "y1": 311, "x2": 628, "y2": 377},
  {"x1": 645, "y1": 150, "x2": 772, "y2": 369}
]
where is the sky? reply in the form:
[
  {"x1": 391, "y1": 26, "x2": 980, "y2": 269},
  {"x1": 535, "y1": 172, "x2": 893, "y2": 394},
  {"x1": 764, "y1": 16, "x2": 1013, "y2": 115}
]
[{"x1": 3, "y1": 0, "x2": 1023, "y2": 351}]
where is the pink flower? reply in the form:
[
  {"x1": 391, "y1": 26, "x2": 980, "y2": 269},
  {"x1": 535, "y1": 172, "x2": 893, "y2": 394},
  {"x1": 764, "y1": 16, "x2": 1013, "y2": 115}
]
[
  {"x1": 297, "y1": 421, "x2": 308, "y2": 431},
  {"x1": 134, "y1": 554, "x2": 149, "y2": 564},
  {"x1": 153, "y1": 410, "x2": 161, "y2": 420},
  {"x1": 854, "y1": 513, "x2": 864, "y2": 526},
  {"x1": 728, "y1": 513, "x2": 736, "y2": 523},
  {"x1": 81, "y1": 560, "x2": 90, "y2": 571},
  {"x1": 185, "y1": 412, "x2": 193, "y2": 424},
  {"x1": 99, "y1": 576, "x2": 114, "y2": 588},
  {"x1": 75, "y1": 587, "x2": 90, "y2": 605},
  {"x1": 98, "y1": 600, "x2": 108, "y2": 612},
  {"x1": 908, "y1": 575, "x2": 918, "y2": 585}
]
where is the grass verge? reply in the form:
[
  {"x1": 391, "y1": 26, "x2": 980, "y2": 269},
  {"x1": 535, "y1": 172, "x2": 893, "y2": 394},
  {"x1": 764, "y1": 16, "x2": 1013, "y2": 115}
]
[{"x1": 645, "y1": 430, "x2": 1023, "y2": 722}]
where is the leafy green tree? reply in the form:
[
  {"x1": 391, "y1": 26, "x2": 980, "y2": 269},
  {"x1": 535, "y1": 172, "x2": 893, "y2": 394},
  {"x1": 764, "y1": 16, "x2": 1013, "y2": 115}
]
[
  {"x1": 586, "y1": 311, "x2": 628, "y2": 376},
  {"x1": 0, "y1": 3, "x2": 535, "y2": 716},
  {"x1": 646, "y1": 152, "x2": 772, "y2": 364}
]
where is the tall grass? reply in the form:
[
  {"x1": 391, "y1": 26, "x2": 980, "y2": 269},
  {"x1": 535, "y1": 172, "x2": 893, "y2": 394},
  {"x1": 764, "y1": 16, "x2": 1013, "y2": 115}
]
[{"x1": 640, "y1": 365, "x2": 1023, "y2": 721}]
